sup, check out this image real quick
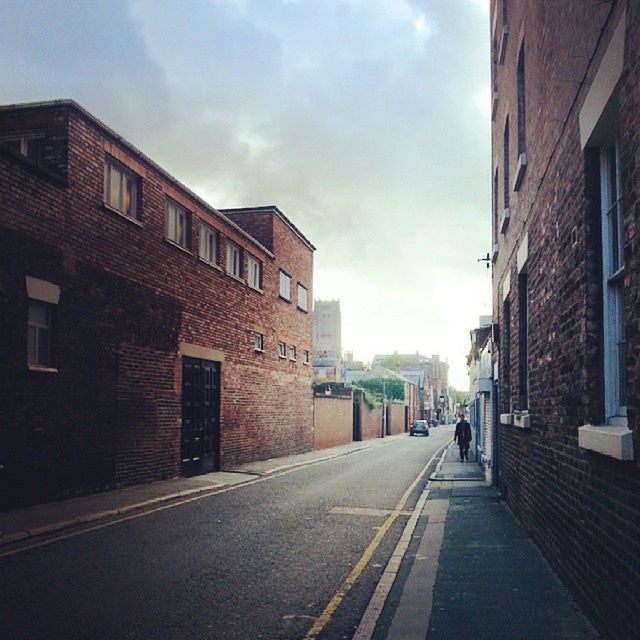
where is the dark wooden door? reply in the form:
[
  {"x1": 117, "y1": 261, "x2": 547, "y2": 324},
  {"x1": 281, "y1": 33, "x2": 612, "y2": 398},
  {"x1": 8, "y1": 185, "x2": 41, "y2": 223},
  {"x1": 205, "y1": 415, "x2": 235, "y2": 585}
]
[{"x1": 181, "y1": 357, "x2": 220, "y2": 475}]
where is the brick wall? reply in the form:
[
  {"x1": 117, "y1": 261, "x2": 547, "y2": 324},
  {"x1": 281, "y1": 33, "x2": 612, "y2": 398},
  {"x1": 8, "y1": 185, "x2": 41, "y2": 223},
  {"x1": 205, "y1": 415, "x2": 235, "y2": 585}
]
[
  {"x1": 313, "y1": 394, "x2": 353, "y2": 450},
  {"x1": 388, "y1": 402, "x2": 406, "y2": 436},
  {"x1": 0, "y1": 101, "x2": 315, "y2": 507},
  {"x1": 491, "y1": 3, "x2": 640, "y2": 638}
]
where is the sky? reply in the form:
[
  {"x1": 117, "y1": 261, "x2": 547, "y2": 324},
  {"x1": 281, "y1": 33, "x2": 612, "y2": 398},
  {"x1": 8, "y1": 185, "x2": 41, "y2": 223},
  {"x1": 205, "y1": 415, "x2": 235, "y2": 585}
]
[{"x1": 1, "y1": 0, "x2": 492, "y2": 389}]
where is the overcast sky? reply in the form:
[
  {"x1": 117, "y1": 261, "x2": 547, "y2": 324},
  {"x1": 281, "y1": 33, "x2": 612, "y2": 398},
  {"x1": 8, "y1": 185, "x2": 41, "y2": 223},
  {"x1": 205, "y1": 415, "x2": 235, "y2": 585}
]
[{"x1": 2, "y1": 0, "x2": 491, "y2": 388}]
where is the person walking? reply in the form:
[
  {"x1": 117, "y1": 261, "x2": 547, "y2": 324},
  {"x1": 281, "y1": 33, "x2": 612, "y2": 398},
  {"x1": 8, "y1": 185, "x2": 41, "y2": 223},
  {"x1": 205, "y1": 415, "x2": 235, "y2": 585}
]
[{"x1": 454, "y1": 414, "x2": 472, "y2": 462}]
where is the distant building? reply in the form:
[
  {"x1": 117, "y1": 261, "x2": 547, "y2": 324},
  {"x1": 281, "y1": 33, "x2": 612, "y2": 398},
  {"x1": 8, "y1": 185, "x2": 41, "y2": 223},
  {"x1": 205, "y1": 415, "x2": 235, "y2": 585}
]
[{"x1": 312, "y1": 299, "x2": 343, "y2": 381}]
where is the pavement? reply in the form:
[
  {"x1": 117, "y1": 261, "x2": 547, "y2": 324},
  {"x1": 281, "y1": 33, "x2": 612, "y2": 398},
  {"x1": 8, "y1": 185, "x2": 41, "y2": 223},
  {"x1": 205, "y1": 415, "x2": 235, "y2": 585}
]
[
  {"x1": 1, "y1": 434, "x2": 601, "y2": 640},
  {"x1": 370, "y1": 443, "x2": 601, "y2": 640}
]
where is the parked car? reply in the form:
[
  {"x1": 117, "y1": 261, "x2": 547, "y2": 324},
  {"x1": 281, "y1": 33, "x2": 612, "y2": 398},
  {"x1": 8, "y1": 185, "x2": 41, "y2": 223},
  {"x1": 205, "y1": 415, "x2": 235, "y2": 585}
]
[{"x1": 410, "y1": 420, "x2": 429, "y2": 436}]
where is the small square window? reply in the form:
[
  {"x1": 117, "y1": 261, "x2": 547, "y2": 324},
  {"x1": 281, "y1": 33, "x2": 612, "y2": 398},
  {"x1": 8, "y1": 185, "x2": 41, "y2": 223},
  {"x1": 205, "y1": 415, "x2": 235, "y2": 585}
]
[
  {"x1": 248, "y1": 255, "x2": 262, "y2": 291},
  {"x1": 289, "y1": 345, "x2": 297, "y2": 361},
  {"x1": 165, "y1": 200, "x2": 189, "y2": 248},
  {"x1": 279, "y1": 270, "x2": 291, "y2": 301},
  {"x1": 278, "y1": 341, "x2": 287, "y2": 358},
  {"x1": 303, "y1": 350, "x2": 310, "y2": 365},
  {"x1": 226, "y1": 241, "x2": 242, "y2": 278},
  {"x1": 28, "y1": 300, "x2": 52, "y2": 367},
  {"x1": 1, "y1": 133, "x2": 44, "y2": 162},
  {"x1": 254, "y1": 333, "x2": 264, "y2": 352},
  {"x1": 104, "y1": 158, "x2": 139, "y2": 219},
  {"x1": 199, "y1": 224, "x2": 219, "y2": 265},
  {"x1": 297, "y1": 284, "x2": 308, "y2": 312}
]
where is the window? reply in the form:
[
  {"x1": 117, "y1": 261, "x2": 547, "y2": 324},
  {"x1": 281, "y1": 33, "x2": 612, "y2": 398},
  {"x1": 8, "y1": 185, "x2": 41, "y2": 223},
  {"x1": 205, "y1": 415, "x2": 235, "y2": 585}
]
[
  {"x1": 278, "y1": 341, "x2": 287, "y2": 358},
  {"x1": 279, "y1": 270, "x2": 291, "y2": 301},
  {"x1": 297, "y1": 284, "x2": 308, "y2": 311},
  {"x1": 254, "y1": 333, "x2": 264, "y2": 352},
  {"x1": 28, "y1": 300, "x2": 52, "y2": 367},
  {"x1": 1, "y1": 133, "x2": 44, "y2": 162},
  {"x1": 517, "y1": 44, "x2": 526, "y2": 156},
  {"x1": 248, "y1": 255, "x2": 262, "y2": 291},
  {"x1": 503, "y1": 118, "x2": 510, "y2": 211},
  {"x1": 493, "y1": 168, "x2": 499, "y2": 246},
  {"x1": 104, "y1": 158, "x2": 138, "y2": 219},
  {"x1": 518, "y1": 272, "x2": 529, "y2": 409},
  {"x1": 165, "y1": 200, "x2": 189, "y2": 249},
  {"x1": 289, "y1": 345, "x2": 297, "y2": 361},
  {"x1": 303, "y1": 349, "x2": 310, "y2": 365},
  {"x1": 199, "y1": 224, "x2": 219, "y2": 265},
  {"x1": 601, "y1": 142, "x2": 626, "y2": 419},
  {"x1": 502, "y1": 299, "x2": 511, "y2": 411},
  {"x1": 226, "y1": 241, "x2": 242, "y2": 278}
]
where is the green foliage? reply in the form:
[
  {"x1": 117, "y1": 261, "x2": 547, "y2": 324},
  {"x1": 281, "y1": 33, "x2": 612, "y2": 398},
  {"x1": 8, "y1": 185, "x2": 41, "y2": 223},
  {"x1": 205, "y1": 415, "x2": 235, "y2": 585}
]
[{"x1": 352, "y1": 377, "x2": 404, "y2": 403}]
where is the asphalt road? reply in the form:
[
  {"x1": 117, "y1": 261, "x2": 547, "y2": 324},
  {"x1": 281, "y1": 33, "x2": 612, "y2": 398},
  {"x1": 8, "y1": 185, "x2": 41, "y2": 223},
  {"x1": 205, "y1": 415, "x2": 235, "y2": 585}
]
[{"x1": 1, "y1": 427, "x2": 452, "y2": 640}]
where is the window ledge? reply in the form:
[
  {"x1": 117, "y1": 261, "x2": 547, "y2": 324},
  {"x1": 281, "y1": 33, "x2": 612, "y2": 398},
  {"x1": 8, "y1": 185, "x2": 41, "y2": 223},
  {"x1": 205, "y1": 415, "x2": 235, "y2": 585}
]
[
  {"x1": 278, "y1": 354, "x2": 287, "y2": 359},
  {"x1": 198, "y1": 257, "x2": 223, "y2": 272},
  {"x1": 500, "y1": 208, "x2": 510, "y2": 233},
  {"x1": 102, "y1": 203, "x2": 142, "y2": 227},
  {"x1": 226, "y1": 273, "x2": 245, "y2": 284},
  {"x1": 279, "y1": 295, "x2": 292, "y2": 303},
  {"x1": 491, "y1": 92, "x2": 499, "y2": 121},
  {"x1": 163, "y1": 237, "x2": 192, "y2": 256},
  {"x1": 248, "y1": 285, "x2": 264, "y2": 294},
  {"x1": 578, "y1": 424, "x2": 634, "y2": 461},
  {"x1": 254, "y1": 348, "x2": 265, "y2": 354},
  {"x1": 513, "y1": 153, "x2": 527, "y2": 191},
  {"x1": 492, "y1": 242, "x2": 499, "y2": 262},
  {"x1": 500, "y1": 412, "x2": 531, "y2": 429},
  {"x1": 297, "y1": 306, "x2": 308, "y2": 313},
  {"x1": 28, "y1": 365, "x2": 59, "y2": 373}
]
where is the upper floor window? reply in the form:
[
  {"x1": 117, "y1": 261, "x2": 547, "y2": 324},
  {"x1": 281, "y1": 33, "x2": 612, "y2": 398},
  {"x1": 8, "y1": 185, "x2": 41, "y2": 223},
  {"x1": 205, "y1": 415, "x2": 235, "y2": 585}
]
[
  {"x1": 503, "y1": 118, "x2": 510, "y2": 211},
  {"x1": 104, "y1": 158, "x2": 139, "y2": 220},
  {"x1": 493, "y1": 168, "x2": 499, "y2": 245},
  {"x1": 28, "y1": 300, "x2": 53, "y2": 367},
  {"x1": 199, "y1": 224, "x2": 219, "y2": 265},
  {"x1": 165, "y1": 200, "x2": 189, "y2": 249},
  {"x1": 254, "y1": 333, "x2": 264, "y2": 352},
  {"x1": 303, "y1": 349, "x2": 310, "y2": 365},
  {"x1": 226, "y1": 241, "x2": 242, "y2": 278},
  {"x1": 289, "y1": 345, "x2": 297, "y2": 361},
  {"x1": 279, "y1": 270, "x2": 291, "y2": 301},
  {"x1": 1, "y1": 133, "x2": 44, "y2": 162},
  {"x1": 601, "y1": 142, "x2": 626, "y2": 419},
  {"x1": 297, "y1": 284, "x2": 308, "y2": 311},
  {"x1": 248, "y1": 255, "x2": 262, "y2": 291},
  {"x1": 278, "y1": 341, "x2": 287, "y2": 358},
  {"x1": 516, "y1": 44, "x2": 526, "y2": 156}
]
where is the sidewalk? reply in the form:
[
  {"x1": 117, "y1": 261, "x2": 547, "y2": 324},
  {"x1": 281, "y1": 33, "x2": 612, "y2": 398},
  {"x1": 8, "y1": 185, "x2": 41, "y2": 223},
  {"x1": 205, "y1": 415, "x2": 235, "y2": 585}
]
[
  {"x1": 376, "y1": 444, "x2": 600, "y2": 639},
  {"x1": 0, "y1": 436, "x2": 395, "y2": 547}
]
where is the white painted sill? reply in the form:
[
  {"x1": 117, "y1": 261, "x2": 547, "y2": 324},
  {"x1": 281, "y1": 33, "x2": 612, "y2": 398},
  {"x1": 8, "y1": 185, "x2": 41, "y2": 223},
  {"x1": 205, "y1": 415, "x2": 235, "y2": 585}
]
[
  {"x1": 513, "y1": 153, "x2": 527, "y2": 191},
  {"x1": 500, "y1": 412, "x2": 531, "y2": 429},
  {"x1": 578, "y1": 423, "x2": 634, "y2": 461},
  {"x1": 28, "y1": 365, "x2": 59, "y2": 373}
]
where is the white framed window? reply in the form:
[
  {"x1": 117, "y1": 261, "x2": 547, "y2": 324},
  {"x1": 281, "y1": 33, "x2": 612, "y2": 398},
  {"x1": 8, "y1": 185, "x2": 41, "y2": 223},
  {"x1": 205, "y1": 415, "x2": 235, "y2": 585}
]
[
  {"x1": 165, "y1": 200, "x2": 189, "y2": 248},
  {"x1": 226, "y1": 241, "x2": 242, "y2": 278},
  {"x1": 297, "y1": 284, "x2": 308, "y2": 311},
  {"x1": 279, "y1": 270, "x2": 291, "y2": 301},
  {"x1": 289, "y1": 345, "x2": 297, "y2": 361},
  {"x1": 303, "y1": 349, "x2": 310, "y2": 365},
  {"x1": 601, "y1": 142, "x2": 626, "y2": 420},
  {"x1": 199, "y1": 224, "x2": 219, "y2": 265},
  {"x1": 104, "y1": 158, "x2": 138, "y2": 219},
  {"x1": 248, "y1": 255, "x2": 262, "y2": 291},
  {"x1": 1, "y1": 133, "x2": 44, "y2": 162},
  {"x1": 278, "y1": 341, "x2": 286, "y2": 358},
  {"x1": 28, "y1": 300, "x2": 52, "y2": 367},
  {"x1": 254, "y1": 333, "x2": 264, "y2": 352}
]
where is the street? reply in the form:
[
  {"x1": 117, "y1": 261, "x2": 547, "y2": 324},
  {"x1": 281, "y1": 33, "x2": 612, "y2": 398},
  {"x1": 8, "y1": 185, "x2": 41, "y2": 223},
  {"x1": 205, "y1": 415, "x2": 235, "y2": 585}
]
[{"x1": 1, "y1": 428, "x2": 452, "y2": 640}]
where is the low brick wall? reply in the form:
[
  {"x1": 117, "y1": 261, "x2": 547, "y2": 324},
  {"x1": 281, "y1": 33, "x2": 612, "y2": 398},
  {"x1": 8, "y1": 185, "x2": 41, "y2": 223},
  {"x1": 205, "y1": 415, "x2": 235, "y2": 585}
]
[
  {"x1": 313, "y1": 394, "x2": 353, "y2": 450},
  {"x1": 360, "y1": 401, "x2": 382, "y2": 441},
  {"x1": 389, "y1": 402, "x2": 406, "y2": 435}
]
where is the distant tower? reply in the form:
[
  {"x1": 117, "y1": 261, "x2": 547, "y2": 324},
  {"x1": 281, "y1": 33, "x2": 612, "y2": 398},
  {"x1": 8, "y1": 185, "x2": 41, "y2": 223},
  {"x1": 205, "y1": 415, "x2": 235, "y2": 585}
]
[{"x1": 313, "y1": 300, "x2": 342, "y2": 357}]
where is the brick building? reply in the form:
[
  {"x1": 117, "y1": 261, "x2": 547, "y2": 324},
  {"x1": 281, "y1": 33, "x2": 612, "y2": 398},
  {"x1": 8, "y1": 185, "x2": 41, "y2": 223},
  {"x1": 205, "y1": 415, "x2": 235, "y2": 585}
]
[
  {"x1": 490, "y1": 2, "x2": 639, "y2": 638},
  {"x1": 0, "y1": 100, "x2": 315, "y2": 509}
]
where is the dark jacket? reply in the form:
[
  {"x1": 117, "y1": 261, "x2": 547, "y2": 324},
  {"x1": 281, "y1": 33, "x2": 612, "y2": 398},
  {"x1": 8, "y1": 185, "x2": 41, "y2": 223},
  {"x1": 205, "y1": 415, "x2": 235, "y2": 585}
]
[{"x1": 454, "y1": 420, "x2": 472, "y2": 445}]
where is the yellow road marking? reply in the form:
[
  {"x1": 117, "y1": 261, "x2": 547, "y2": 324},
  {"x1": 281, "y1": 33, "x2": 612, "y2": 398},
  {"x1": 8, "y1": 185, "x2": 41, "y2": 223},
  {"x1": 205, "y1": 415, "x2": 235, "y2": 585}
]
[{"x1": 303, "y1": 442, "x2": 448, "y2": 639}]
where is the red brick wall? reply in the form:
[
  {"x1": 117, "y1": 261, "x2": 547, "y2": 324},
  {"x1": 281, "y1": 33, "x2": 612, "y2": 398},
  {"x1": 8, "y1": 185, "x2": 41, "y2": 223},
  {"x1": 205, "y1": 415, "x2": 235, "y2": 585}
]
[
  {"x1": 0, "y1": 102, "x2": 314, "y2": 507},
  {"x1": 313, "y1": 394, "x2": 353, "y2": 450},
  {"x1": 491, "y1": 3, "x2": 640, "y2": 638}
]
